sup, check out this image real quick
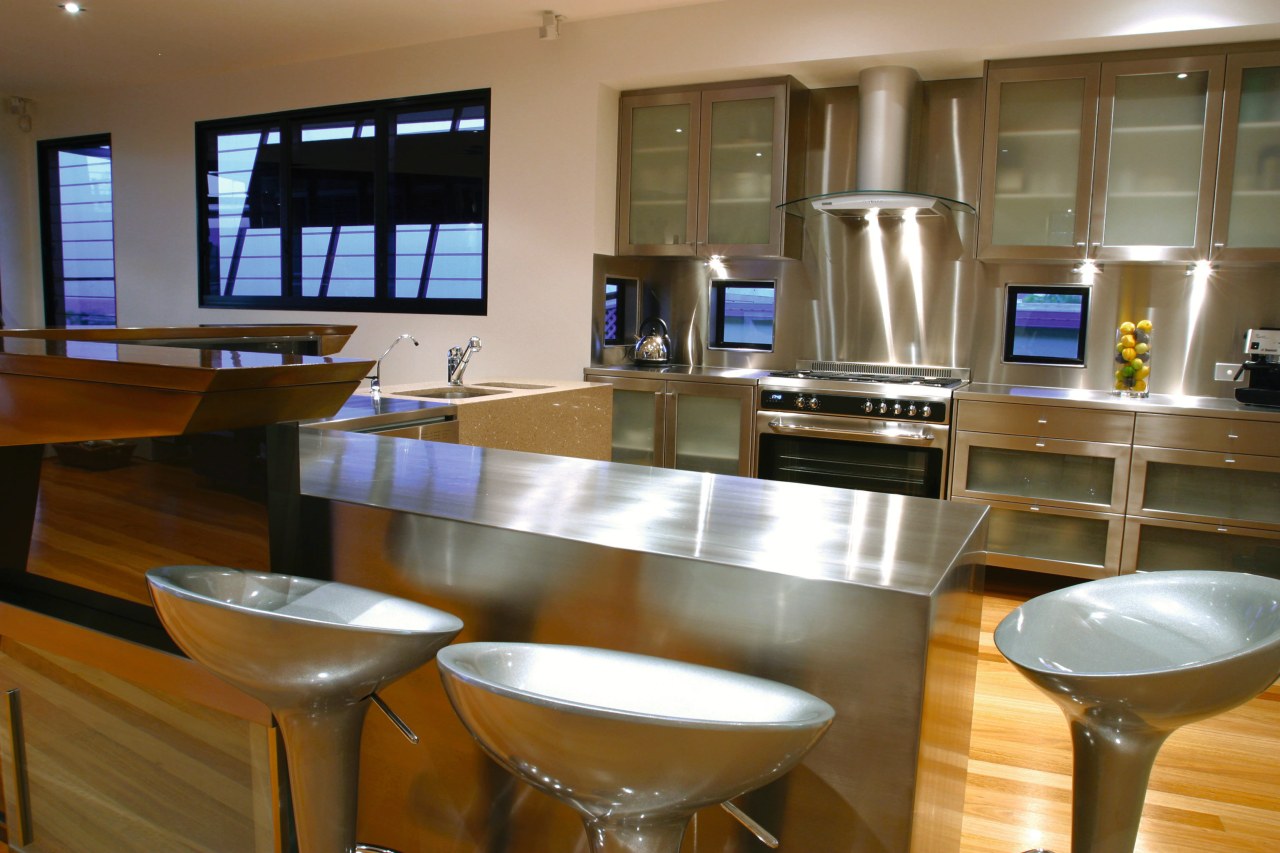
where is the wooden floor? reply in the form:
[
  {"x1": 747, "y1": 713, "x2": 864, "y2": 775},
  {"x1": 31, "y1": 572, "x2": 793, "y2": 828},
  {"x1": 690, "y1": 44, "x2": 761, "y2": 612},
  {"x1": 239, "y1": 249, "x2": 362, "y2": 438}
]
[
  {"x1": 18, "y1": 457, "x2": 1280, "y2": 851},
  {"x1": 961, "y1": 570, "x2": 1280, "y2": 853}
]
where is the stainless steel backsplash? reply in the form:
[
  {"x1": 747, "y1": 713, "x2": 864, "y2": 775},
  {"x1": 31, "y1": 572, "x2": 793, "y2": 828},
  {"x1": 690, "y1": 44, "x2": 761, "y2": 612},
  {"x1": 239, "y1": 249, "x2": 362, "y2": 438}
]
[{"x1": 593, "y1": 78, "x2": 1280, "y2": 399}]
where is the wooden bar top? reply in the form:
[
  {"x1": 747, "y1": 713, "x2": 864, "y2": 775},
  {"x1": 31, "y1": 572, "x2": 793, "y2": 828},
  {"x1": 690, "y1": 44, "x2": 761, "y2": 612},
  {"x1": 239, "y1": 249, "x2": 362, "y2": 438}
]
[{"x1": 0, "y1": 325, "x2": 372, "y2": 445}]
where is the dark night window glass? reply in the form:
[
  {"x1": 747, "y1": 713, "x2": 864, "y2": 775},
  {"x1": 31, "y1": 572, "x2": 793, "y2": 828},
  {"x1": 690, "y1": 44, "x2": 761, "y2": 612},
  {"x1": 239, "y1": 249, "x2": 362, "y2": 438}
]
[
  {"x1": 197, "y1": 89, "x2": 488, "y2": 314},
  {"x1": 38, "y1": 135, "x2": 116, "y2": 325},
  {"x1": 1002, "y1": 284, "x2": 1091, "y2": 366}
]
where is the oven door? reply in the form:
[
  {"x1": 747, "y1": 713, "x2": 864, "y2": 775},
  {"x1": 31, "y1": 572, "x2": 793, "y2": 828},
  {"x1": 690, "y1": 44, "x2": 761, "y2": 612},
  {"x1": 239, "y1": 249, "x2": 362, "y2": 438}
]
[{"x1": 755, "y1": 411, "x2": 950, "y2": 498}]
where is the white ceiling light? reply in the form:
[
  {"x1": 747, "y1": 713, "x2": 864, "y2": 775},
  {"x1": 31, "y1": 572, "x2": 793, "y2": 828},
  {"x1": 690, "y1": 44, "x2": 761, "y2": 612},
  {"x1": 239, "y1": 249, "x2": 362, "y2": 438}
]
[{"x1": 60, "y1": 2, "x2": 83, "y2": 13}]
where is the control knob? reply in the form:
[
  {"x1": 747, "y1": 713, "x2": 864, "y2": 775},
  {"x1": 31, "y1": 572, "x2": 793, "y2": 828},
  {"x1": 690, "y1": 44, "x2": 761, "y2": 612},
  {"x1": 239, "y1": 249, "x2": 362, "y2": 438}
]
[
  {"x1": 921, "y1": 404, "x2": 932, "y2": 419},
  {"x1": 878, "y1": 401, "x2": 888, "y2": 415},
  {"x1": 892, "y1": 402, "x2": 903, "y2": 416},
  {"x1": 862, "y1": 400, "x2": 874, "y2": 414},
  {"x1": 908, "y1": 403, "x2": 918, "y2": 417}
]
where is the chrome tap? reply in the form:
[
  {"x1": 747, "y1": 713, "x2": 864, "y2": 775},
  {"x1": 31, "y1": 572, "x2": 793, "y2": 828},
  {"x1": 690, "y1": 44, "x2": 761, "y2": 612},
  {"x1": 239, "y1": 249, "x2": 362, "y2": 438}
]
[
  {"x1": 370, "y1": 333, "x2": 419, "y2": 398},
  {"x1": 447, "y1": 336, "x2": 482, "y2": 385}
]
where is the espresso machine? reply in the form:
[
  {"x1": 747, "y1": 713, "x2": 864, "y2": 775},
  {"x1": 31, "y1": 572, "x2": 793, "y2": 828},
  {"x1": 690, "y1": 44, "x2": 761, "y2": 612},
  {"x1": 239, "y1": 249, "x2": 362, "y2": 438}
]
[{"x1": 1234, "y1": 328, "x2": 1280, "y2": 407}]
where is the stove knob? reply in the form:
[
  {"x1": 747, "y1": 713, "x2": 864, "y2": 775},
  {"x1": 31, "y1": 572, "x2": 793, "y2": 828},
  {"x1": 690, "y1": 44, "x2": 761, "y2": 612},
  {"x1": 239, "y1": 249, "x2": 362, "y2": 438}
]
[
  {"x1": 908, "y1": 403, "x2": 918, "y2": 417},
  {"x1": 921, "y1": 404, "x2": 932, "y2": 419},
  {"x1": 878, "y1": 401, "x2": 888, "y2": 415},
  {"x1": 892, "y1": 402, "x2": 903, "y2": 416},
  {"x1": 808, "y1": 396, "x2": 821, "y2": 410},
  {"x1": 862, "y1": 400, "x2": 874, "y2": 414},
  {"x1": 795, "y1": 394, "x2": 808, "y2": 410}
]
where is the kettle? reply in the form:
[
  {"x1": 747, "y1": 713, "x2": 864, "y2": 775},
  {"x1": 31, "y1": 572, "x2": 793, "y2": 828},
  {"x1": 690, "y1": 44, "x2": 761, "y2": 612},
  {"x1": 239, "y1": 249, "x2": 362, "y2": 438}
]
[{"x1": 633, "y1": 316, "x2": 672, "y2": 364}]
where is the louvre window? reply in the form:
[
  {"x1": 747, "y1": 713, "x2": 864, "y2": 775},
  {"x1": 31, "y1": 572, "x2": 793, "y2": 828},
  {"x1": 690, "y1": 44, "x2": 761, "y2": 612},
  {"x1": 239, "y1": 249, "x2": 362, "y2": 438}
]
[{"x1": 197, "y1": 90, "x2": 489, "y2": 314}]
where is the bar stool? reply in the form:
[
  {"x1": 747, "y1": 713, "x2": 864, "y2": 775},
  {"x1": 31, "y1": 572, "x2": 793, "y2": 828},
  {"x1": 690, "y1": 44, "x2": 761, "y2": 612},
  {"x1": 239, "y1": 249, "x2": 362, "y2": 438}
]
[
  {"x1": 146, "y1": 565, "x2": 463, "y2": 853},
  {"x1": 994, "y1": 570, "x2": 1280, "y2": 853},
  {"x1": 437, "y1": 642, "x2": 834, "y2": 853}
]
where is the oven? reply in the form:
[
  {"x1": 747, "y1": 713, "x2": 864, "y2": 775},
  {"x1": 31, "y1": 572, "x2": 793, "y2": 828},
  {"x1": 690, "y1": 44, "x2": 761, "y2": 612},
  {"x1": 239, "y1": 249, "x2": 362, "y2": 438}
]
[{"x1": 755, "y1": 364, "x2": 966, "y2": 499}]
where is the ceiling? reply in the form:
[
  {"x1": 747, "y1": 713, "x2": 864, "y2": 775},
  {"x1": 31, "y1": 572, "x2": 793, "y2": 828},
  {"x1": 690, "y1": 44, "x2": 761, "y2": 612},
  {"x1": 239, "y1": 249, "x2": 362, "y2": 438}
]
[
  {"x1": 5, "y1": 0, "x2": 1280, "y2": 99},
  {"x1": 0, "y1": 0, "x2": 722, "y2": 96}
]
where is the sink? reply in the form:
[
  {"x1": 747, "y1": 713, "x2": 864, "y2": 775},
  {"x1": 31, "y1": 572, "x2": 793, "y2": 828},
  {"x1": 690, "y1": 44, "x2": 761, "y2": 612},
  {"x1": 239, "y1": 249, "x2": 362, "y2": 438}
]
[
  {"x1": 473, "y1": 382, "x2": 552, "y2": 390},
  {"x1": 396, "y1": 386, "x2": 510, "y2": 399}
]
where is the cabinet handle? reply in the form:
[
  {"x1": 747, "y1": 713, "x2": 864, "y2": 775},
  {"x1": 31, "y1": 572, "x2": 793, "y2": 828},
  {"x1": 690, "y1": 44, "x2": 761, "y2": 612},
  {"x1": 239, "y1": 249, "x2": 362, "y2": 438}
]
[
  {"x1": 1034, "y1": 441, "x2": 1046, "y2": 448},
  {"x1": 1, "y1": 688, "x2": 33, "y2": 846},
  {"x1": 1217, "y1": 526, "x2": 1229, "y2": 533},
  {"x1": 1029, "y1": 505, "x2": 1041, "y2": 512},
  {"x1": 1224, "y1": 457, "x2": 1236, "y2": 464},
  {"x1": 1227, "y1": 433, "x2": 1238, "y2": 440}
]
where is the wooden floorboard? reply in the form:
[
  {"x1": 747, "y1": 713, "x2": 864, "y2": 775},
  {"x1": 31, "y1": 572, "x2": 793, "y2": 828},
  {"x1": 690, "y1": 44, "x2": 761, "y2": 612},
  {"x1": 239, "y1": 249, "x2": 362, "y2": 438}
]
[{"x1": 961, "y1": 571, "x2": 1280, "y2": 853}]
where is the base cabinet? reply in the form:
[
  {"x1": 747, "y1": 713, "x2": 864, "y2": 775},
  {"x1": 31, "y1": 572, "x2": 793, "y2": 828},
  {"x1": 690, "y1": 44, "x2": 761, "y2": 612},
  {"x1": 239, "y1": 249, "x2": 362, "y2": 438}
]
[
  {"x1": 586, "y1": 373, "x2": 755, "y2": 476},
  {"x1": 0, "y1": 639, "x2": 277, "y2": 852}
]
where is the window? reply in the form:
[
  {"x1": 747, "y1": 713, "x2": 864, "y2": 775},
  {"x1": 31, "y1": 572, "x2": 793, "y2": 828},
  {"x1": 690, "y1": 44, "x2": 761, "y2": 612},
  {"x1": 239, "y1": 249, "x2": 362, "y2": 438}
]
[
  {"x1": 38, "y1": 135, "x2": 116, "y2": 325},
  {"x1": 1002, "y1": 284, "x2": 1091, "y2": 366},
  {"x1": 197, "y1": 90, "x2": 489, "y2": 314},
  {"x1": 602, "y1": 275, "x2": 638, "y2": 346},
  {"x1": 710, "y1": 279, "x2": 775, "y2": 351}
]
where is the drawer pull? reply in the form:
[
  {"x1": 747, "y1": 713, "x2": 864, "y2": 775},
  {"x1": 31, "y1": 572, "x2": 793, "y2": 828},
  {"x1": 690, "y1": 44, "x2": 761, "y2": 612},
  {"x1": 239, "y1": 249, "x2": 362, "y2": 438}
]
[
  {"x1": 1028, "y1": 505, "x2": 1040, "y2": 512},
  {"x1": 1037, "y1": 418, "x2": 1048, "y2": 425},
  {"x1": 1227, "y1": 433, "x2": 1238, "y2": 440},
  {"x1": 1224, "y1": 457, "x2": 1236, "y2": 464},
  {"x1": 1217, "y1": 527, "x2": 1229, "y2": 533},
  {"x1": 1034, "y1": 441, "x2": 1046, "y2": 448}
]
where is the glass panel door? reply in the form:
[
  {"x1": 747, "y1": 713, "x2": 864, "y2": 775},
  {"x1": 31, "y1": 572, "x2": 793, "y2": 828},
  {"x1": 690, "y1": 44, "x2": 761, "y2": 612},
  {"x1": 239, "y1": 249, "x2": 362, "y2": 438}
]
[
  {"x1": 610, "y1": 387, "x2": 662, "y2": 466},
  {"x1": 671, "y1": 394, "x2": 743, "y2": 475},
  {"x1": 1131, "y1": 448, "x2": 1280, "y2": 529},
  {"x1": 960, "y1": 442, "x2": 1123, "y2": 509},
  {"x1": 1219, "y1": 57, "x2": 1280, "y2": 254},
  {"x1": 988, "y1": 77, "x2": 1088, "y2": 248},
  {"x1": 704, "y1": 95, "x2": 776, "y2": 247},
  {"x1": 625, "y1": 100, "x2": 694, "y2": 248},
  {"x1": 986, "y1": 505, "x2": 1115, "y2": 569},
  {"x1": 1094, "y1": 58, "x2": 1223, "y2": 256},
  {"x1": 1128, "y1": 521, "x2": 1280, "y2": 580}
]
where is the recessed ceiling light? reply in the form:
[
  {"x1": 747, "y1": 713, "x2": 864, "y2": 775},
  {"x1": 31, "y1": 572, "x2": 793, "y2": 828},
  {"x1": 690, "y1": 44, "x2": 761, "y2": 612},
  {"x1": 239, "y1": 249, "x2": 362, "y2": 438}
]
[{"x1": 61, "y1": 2, "x2": 83, "y2": 13}]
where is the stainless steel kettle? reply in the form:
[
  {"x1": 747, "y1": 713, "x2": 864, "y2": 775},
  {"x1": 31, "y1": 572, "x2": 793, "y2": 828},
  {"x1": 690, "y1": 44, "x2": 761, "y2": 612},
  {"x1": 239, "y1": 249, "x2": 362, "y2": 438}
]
[{"x1": 633, "y1": 316, "x2": 672, "y2": 364}]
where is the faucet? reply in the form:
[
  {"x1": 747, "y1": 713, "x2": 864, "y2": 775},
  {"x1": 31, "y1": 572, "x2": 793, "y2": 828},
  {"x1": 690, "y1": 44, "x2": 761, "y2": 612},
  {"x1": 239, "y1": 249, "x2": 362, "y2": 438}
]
[
  {"x1": 370, "y1": 333, "x2": 419, "y2": 398},
  {"x1": 447, "y1": 336, "x2": 482, "y2": 385}
]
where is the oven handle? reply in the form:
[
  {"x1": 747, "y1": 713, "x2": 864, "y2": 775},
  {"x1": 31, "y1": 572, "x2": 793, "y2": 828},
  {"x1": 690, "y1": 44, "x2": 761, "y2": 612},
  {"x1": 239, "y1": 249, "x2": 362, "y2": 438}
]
[{"x1": 765, "y1": 419, "x2": 938, "y2": 445}]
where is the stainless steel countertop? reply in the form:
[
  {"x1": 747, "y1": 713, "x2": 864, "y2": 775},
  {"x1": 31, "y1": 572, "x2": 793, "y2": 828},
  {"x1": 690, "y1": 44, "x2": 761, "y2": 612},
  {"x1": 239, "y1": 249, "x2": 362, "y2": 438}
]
[
  {"x1": 583, "y1": 364, "x2": 770, "y2": 386},
  {"x1": 960, "y1": 383, "x2": 1280, "y2": 422},
  {"x1": 299, "y1": 429, "x2": 987, "y2": 597}
]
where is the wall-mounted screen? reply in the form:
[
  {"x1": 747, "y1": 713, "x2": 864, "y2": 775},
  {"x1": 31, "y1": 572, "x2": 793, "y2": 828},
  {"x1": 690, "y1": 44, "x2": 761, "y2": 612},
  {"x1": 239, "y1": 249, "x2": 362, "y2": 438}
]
[{"x1": 1002, "y1": 284, "x2": 1091, "y2": 366}]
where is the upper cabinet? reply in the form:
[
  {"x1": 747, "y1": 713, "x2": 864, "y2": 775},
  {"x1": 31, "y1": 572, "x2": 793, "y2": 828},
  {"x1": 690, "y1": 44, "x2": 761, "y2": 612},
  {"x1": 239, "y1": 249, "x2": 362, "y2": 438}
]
[
  {"x1": 1212, "y1": 50, "x2": 1280, "y2": 261},
  {"x1": 980, "y1": 54, "x2": 1229, "y2": 262},
  {"x1": 617, "y1": 78, "x2": 807, "y2": 259}
]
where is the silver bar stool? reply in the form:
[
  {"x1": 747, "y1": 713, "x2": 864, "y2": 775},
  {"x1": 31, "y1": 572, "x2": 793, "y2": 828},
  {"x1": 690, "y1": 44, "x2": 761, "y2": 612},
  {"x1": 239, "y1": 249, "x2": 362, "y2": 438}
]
[
  {"x1": 437, "y1": 641, "x2": 834, "y2": 853},
  {"x1": 994, "y1": 570, "x2": 1280, "y2": 853},
  {"x1": 147, "y1": 565, "x2": 463, "y2": 853}
]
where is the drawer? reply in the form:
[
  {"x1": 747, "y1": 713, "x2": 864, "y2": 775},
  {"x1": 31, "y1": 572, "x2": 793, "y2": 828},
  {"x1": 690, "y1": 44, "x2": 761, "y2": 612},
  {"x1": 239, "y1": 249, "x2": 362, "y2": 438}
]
[
  {"x1": 1121, "y1": 516, "x2": 1280, "y2": 579},
  {"x1": 1134, "y1": 413, "x2": 1280, "y2": 456},
  {"x1": 956, "y1": 399, "x2": 1134, "y2": 443},
  {"x1": 951, "y1": 496, "x2": 1123, "y2": 580},
  {"x1": 952, "y1": 431, "x2": 1130, "y2": 513}
]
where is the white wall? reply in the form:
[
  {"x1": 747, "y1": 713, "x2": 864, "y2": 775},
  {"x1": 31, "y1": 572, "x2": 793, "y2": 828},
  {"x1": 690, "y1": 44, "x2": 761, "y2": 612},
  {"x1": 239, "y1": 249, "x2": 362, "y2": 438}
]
[{"x1": 3, "y1": 0, "x2": 1279, "y2": 380}]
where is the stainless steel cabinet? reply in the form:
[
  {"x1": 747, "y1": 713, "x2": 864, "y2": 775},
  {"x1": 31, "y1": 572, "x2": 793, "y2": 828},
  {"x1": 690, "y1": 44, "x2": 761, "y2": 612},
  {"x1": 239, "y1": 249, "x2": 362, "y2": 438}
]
[
  {"x1": 585, "y1": 373, "x2": 755, "y2": 476},
  {"x1": 1122, "y1": 413, "x2": 1280, "y2": 577},
  {"x1": 951, "y1": 399, "x2": 1134, "y2": 578},
  {"x1": 980, "y1": 52, "x2": 1229, "y2": 262},
  {"x1": 1211, "y1": 50, "x2": 1280, "y2": 261},
  {"x1": 617, "y1": 78, "x2": 807, "y2": 259}
]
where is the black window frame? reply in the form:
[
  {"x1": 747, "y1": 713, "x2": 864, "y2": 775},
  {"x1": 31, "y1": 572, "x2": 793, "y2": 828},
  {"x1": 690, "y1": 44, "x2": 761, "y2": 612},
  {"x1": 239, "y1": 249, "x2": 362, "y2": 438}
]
[
  {"x1": 37, "y1": 133, "x2": 117, "y2": 326},
  {"x1": 195, "y1": 89, "x2": 490, "y2": 315},
  {"x1": 709, "y1": 278, "x2": 776, "y2": 352},
  {"x1": 1001, "y1": 283, "x2": 1092, "y2": 367}
]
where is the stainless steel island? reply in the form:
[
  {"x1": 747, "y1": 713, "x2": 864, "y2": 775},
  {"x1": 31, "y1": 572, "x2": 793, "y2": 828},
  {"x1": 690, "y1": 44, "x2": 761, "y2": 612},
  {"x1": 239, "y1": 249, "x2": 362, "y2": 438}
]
[{"x1": 298, "y1": 428, "x2": 988, "y2": 853}]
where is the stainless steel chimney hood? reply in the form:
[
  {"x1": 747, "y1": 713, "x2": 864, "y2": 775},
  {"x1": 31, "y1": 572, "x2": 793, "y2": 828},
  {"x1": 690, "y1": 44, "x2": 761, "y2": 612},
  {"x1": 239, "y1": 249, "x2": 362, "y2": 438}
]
[{"x1": 783, "y1": 66, "x2": 975, "y2": 219}]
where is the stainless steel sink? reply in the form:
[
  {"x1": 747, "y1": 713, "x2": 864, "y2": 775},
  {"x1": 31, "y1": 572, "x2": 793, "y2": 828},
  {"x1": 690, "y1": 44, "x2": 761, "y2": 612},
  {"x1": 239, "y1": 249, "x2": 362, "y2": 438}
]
[
  {"x1": 396, "y1": 386, "x2": 510, "y2": 399},
  {"x1": 473, "y1": 382, "x2": 552, "y2": 390}
]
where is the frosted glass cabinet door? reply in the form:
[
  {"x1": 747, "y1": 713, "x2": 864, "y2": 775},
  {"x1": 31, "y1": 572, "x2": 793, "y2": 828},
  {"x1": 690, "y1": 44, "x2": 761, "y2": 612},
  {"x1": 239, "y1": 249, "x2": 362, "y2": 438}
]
[
  {"x1": 1213, "y1": 52, "x2": 1280, "y2": 259},
  {"x1": 618, "y1": 93, "x2": 699, "y2": 255},
  {"x1": 610, "y1": 386, "x2": 664, "y2": 466},
  {"x1": 979, "y1": 64, "x2": 1099, "y2": 258},
  {"x1": 699, "y1": 84, "x2": 787, "y2": 256},
  {"x1": 668, "y1": 383, "x2": 754, "y2": 476},
  {"x1": 1091, "y1": 56, "x2": 1224, "y2": 260}
]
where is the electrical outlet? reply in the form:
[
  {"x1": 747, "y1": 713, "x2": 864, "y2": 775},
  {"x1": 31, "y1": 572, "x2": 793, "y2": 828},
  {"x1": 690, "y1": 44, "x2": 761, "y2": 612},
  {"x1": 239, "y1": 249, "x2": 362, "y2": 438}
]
[{"x1": 1215, "y1": 362, "x2": 1243, "y2": 382}]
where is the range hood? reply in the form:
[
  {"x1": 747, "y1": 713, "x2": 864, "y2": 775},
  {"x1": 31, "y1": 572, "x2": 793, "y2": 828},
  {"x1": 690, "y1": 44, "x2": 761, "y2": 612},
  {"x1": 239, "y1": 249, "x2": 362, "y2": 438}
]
[{"x1": 798, "y1": 66, "x2": 974, "y2": 219}]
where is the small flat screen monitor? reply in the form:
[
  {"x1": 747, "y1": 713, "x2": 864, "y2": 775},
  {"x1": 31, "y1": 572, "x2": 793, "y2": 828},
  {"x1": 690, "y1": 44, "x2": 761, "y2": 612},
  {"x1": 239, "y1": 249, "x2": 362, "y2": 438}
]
[{"x1": 1002, "y1": 284, "x2": 1091, "y2": 366}]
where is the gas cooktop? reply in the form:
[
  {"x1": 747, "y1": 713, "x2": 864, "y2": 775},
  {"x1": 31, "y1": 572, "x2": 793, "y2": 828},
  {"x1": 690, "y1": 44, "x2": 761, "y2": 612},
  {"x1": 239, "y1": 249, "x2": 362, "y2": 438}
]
[{"x1": 766, "y1": 370, "x2": 965, "y2": 389}]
